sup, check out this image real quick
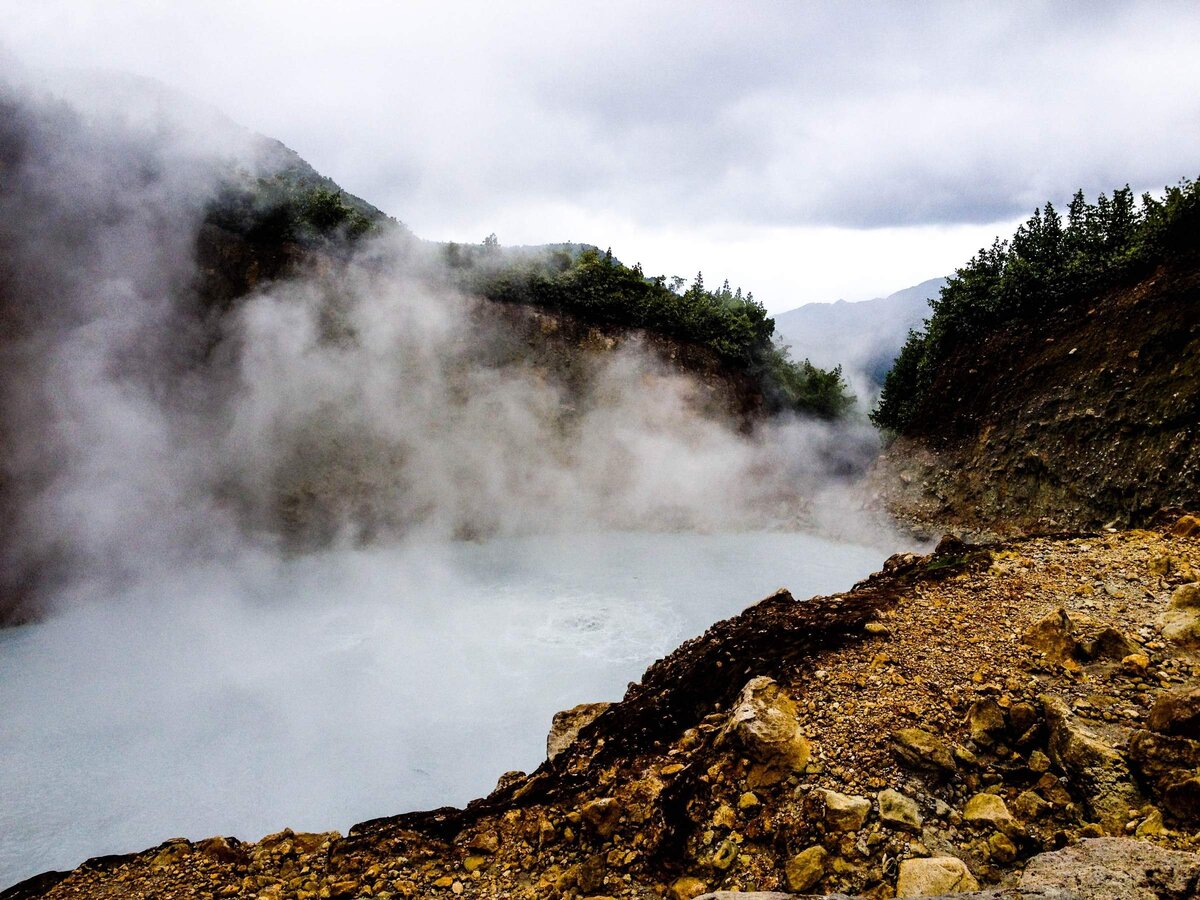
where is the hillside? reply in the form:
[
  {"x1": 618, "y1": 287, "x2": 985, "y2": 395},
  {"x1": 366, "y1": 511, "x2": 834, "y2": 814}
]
[
  {"x1": 870, "y1": 183, "x2": 1200, "y2": 537},
  {"x1": 774, "y1": 278, "x2": 945, "y2": 391},
  {"x1": 9, "y1": 517, "x2": 1200, "y2": 899}
]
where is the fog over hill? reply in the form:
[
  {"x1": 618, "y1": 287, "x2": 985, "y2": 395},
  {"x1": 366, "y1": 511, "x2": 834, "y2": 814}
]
[{"x1": 772, "y1": 278, "x2": 946, "y2": 401}]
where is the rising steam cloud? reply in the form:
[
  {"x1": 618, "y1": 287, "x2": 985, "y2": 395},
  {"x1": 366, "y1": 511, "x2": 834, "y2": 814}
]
[{"x1": 0, "y1": 65, "x2": 890, "y2": 624}]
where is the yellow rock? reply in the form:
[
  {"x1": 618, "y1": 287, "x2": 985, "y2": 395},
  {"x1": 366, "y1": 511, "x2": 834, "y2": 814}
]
[
  {"x1": 711, "y1": 803, "x2": 737, "y2": 829},
  {"x1": 896, "y1": 857, "x2": 979, "y2": 896},
  {"x1": 785, "y1": 845, "x2": 828, "y2": 892},
  {"x1": 668, "y1": 875, "x2": 708, "y2": 899},
  {"x1": 1122, "y1": 653, "x2": 1150, "y2": 675}
]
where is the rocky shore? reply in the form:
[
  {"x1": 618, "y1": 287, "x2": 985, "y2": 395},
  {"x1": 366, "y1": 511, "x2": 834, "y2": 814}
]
[{"x1": 7, "y1": 518, "x2": 1200, "y2": 900}]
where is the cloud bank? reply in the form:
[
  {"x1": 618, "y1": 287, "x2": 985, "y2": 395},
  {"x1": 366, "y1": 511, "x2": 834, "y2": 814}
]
[{"x1": 5, "y1": 2, "x2": 1200, "y2": 307}]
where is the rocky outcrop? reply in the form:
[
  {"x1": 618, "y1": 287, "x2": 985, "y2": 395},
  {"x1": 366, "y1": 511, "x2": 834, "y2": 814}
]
[
  {"x1": 9, "y1": 524, "x2": 1200, "y2": 899},
  {"x1": 1041, "y1": 693, "x2": 1146, "y2": 830},
  {"x1": 719, "y1": 676, "x2": 811, "y2": 786},
  {"x1": 870, "y1": 261, "x2": 1200, "y2": 538},
  {"x1": 546, "y1": 702, "x2": 612, "y2": 763},
  {"x1": 1161, "y1": 583, "x2": 1200, "y2": 648},
  {"x1": 1020, "y1": 838, "x2": 1200, "y2": 900}
]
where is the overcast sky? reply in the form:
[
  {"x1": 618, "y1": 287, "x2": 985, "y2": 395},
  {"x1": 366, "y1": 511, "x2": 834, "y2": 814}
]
[{"x1": 4, "y1": 1, "x2": 1199, "y2": 311}]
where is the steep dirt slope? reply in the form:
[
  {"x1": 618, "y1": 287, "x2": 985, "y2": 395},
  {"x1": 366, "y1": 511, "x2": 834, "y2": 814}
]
[
  {"x1": 10, "y1": 517, "x2": 1200, "y2": 899},
  {"x1": 871, "y1": 261, "x2": 1200, "y2": 538}
]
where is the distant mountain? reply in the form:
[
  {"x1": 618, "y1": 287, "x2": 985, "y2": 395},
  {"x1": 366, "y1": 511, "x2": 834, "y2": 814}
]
[{"x1": 773, "y1": 277, "x2": 945, "y2": 393}]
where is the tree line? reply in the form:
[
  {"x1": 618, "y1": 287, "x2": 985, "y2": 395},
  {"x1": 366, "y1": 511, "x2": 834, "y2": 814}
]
[
  {"x1": 872, "y1": 177, "x2": 1200, "y2": 432},
  {"x1": 448, "y1": 242, "x2": 855, "y2": 418}
]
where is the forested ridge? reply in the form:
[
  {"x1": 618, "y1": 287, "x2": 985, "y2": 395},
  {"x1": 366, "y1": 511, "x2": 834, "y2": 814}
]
[
  {"x1": 204, "y1": 178, "x2": 855, "y2": 419},
  {"x1": 873, "y1": 177, "x2": 1200, "y2": 433},
  {"x1": 442, "y1": 240, "x2": 854, "y2": 418}
]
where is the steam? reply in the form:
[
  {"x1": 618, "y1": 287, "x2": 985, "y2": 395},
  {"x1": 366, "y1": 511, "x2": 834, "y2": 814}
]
[
  {"x1": 0, "y1": 66, "x2": 897, "y2": 623},
  {"x1": 0, "y1": 64, "x2": 917, "y2": 889}
]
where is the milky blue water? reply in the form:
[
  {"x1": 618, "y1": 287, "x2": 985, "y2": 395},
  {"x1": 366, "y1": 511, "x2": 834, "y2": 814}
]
[{"x1": 0, "y1": 531, "x2": 892, "y2": 889}]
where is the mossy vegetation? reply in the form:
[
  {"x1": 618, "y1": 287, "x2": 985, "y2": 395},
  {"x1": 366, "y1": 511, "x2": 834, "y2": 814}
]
[{"x1": 873, "y1": 177, "x2": 1200, "y2": 433}]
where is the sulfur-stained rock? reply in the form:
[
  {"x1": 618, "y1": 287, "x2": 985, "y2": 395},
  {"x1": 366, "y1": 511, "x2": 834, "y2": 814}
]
[
  {"x1": 721, "y1": 676, "x2": 810, "y2": 783},
  {"x1": 466, "y1": 830, "x2": 501, "y2": 854},
  {"x1": 494, "y1": 770, "x2": 525, "y2": 791},
  {"x1": 1024, "y1": 608, "x2": 1138, "y2": 663},
  {"x1": 1172, "y1": 582, "x2": 1200, "y2": 608},
  {"x1": 1041, "y1": 694, "x2": 1144, "y2": 830},
  {"x1": 150, "y1": 839, "x2": 192, "y2": 869},
  {"x1": 580, "y1": 797, "x2": 621, "y2": 837},
  {"x1": 195, "y1": 835, "x2": 244, "y2": 864},
  {"x1": 1008, "y1": 700, "x2": 1040, "y2": 738},
  {"x1": 1024, "y1": 608, "x2": 1084, "y2": 662},
  {"x1": 1078, "y1": 627, "x2": 1140, "y2": 662},
  {"x1": 1135, "y1": 808, "x2": 1166, "y2": 836},
  {"x1": 895, "y1": 856, "x2": 979, "y2": 896},
  {"x1": 1148, "y1": 685, "x2": 1200, "y2": 738},
  {"x1": 967, "y1": 699, "x2": 1007, "y2": 747},
  {"x1": 892, "y1": 728, "x2": 956, "y2": 772},
  {"x1": 988, "y1": 831, "x2": 1018, "y2": 864},
  {"x1": 669, "y1": 875, "x2": 708, "y2": 900},
  {"x1": 1163, "y1": 584, "x2": 1200, "y2": 646},
  {"x1": 1127, "y1": 729, "x2": 1200, "y2": 823},
  {"x1": 1121, "y1": 653, "x2": 1150, "y2": 675},
  {"x1": 708, "y1": 839, "x2": 737, "y2": 871},
  {"x1": 783, "y1": 845, "x2": 828, "y2": 892},
  {"x1": 1170, "y1": 514, "x2": 1200, "y2": 538},
  {"x1": 963, "y1": 793, "x2": 1019, "y2": 835},
  {"x1": 1013, "y1": 789, "x2": 1051, "y2": 820},
  {"x1": 818, "y1": 788, "x2": 871, "y2": 831},
  {"x1": 547, "y1": 702, "x2": 611, "y2": 761},
  {"x1": 878, "y1": 788, "x2": 923, "y2": 832}
]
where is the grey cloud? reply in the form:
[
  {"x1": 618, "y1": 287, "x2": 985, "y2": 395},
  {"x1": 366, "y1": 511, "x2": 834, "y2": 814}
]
[{"x1": 4, "y1": 2, "x2": 1200, "y2": 234}]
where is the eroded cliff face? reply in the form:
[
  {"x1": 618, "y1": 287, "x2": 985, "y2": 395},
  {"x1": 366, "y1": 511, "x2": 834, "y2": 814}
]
[
  {"x1": 10, "y1": 519, "x2": 1200, "y2": 900},
  {"x1": 870, "y1": 261, "x2": 1200, "y2": 539}
]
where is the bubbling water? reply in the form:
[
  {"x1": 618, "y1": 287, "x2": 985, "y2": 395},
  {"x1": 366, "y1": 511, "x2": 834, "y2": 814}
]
[{"x1": 0, "y1": 530, "x2": 891, "y2": 889}]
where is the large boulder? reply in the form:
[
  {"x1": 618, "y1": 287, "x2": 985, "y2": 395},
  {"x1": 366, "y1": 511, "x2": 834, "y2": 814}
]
[
  {"x1": 895, "y1": 856, "x2": 979, "y2": 897},
  {"x1": 547, "y1": 702, "x2": 611, "y2": 762},
  {"x1": 1162, "y1": 583, "x2": 1200, "y2": 647},
  {"x1": 1148, "y1": 685, "x2": 1200, "y2": 738},
  {"x1": 721, "y1": 676, "x2": 810, "y2": 785},
  {"x1": 1127, "y1": 729, "x2": 1200, "y2": 823},
  {"x1": 1019, "y1": 837, "x2": 1200, "y2": 900},
  {"x1": 1023, "y1": 608, "x2": 1139, "y2": 664},
  {"x1": 891, "y1": 728, "x2": 957, "y2": 773},
  {"x1": 1041, "y1": 694, "x2": 1144, "y2": 830}
]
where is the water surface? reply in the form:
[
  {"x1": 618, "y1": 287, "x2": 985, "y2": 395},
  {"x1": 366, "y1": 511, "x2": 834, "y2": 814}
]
[{"x1": 0, "y1": 531, "x2": 891, "y2": 888}]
